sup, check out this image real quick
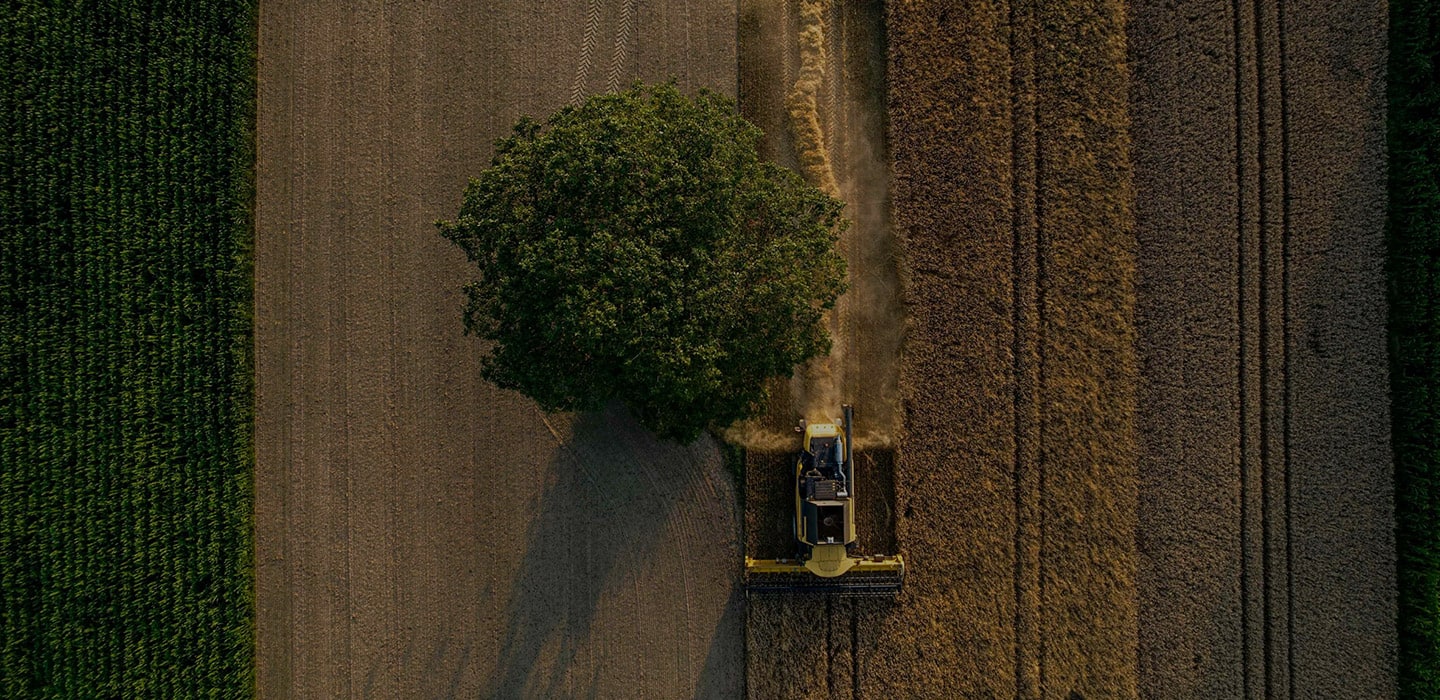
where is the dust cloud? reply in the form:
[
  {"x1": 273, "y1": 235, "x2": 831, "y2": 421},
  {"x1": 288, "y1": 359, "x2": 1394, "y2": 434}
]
[{"x1": 729, "y1": 0, "x2": 903, "y2": 451}]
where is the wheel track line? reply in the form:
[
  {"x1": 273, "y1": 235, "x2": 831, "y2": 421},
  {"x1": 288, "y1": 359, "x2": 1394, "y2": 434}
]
[
  {"x1": 825, "y1": 596, "x2": 834, "y2": 697},
  {"x1": 666, "y1": 447, "x2": 702, "y2": 699},
  {"x1": 1031, "y1": 3, "x2": 1051, "y2": 690},
  {"x1": 823, "y1": 0, "x2": 840, "y2": 172},
  {"x1": 625, "y1": 427, "x2": 702, "y2": 695},
  {"x1": 534, "y1": 410, "x2": 620, "y2": 512},
  {"x1": 840, "y1": 604, "x2": 852, "y2": 697},
  {"x1": 1232, "y1": 0, "x2": 1251, "y2": 692},
  {"x1": 571, "y1": 0, "x2": 603, "y2": 105},
  {"x1": 1034, "y1": 110, "x2": 1049, "y2": 700},
  {"x1": 606, "y1": 0, "x2": 634, "y2": 93},
  {"x1": 1007, "y1": 0, "x2": 1038, "y2": 695},
  {"x1": 1254, "y1": 0, "x2": 1273, "y2": 692},
  {"x1": 327, "y1": 12, "x2": 356, "y2": 692},
  {"x1": 1277, "y1": 0, "x2": 1295, "y2": 693},
  {"x1": 781, "y1": 0, "x2": 794, "y2": 100}
]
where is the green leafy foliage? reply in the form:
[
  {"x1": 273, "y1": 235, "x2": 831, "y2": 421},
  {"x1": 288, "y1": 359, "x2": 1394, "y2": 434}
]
[
  {"x1": 440, "y1": 83, "x2": 846, "y2": 441},
  {"x1": 0, "y1": 2, "x2": 254, "y2": 696},
  {"x1": 1390, "y1": 0, "x2": 1440, "y2": 694}
]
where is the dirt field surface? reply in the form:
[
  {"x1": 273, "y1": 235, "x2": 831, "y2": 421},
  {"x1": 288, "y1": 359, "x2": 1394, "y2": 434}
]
[
  {"x1": 253, "y1": 2, "x2": 744, "y2": 698},
  {"x1": 1130, "y1": 0, "x2": 1395, "y2": 697}
]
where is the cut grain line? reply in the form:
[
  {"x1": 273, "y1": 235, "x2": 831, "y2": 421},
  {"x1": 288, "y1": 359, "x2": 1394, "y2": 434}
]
[
  {"x1": 606, "y1": 0, "x2": 634, "y2": 93},
  {"x1": 1035, "y1": 110, "x2": 1049, "y2": 700},
  {"x1": 823, "y1": 0, "x2": 840, "y2": 170},
  {"x1": 1233, "y1": 0, "x2": 1251, "y2": 692},
  {"x1": 1277, "y1": 0, "x2": 1294, "y2": 694},
  {"x1": 571, "y1": 0, "x2": 603, "y2": 106},
  {"x1": 825, "y1": 596, "x2": 835, "y2": 697},
  {"x1": 840, "y1": 604, "x2": 852, "y2": 697},
  {"x1": 1009, "y1": 0, "x2": 1026, "y2": 696}
]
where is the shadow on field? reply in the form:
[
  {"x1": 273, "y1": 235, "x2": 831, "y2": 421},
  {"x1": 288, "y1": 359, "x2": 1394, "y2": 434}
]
[
  {"x1": 484, "y1": 404, "x2": 739, "y2": 697},
  {"x1": 695, "y1": 587, "x2": 747, "y2": 699}
]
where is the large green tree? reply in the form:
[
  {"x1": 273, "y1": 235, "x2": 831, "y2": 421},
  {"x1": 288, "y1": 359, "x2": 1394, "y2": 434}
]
[{"x1": 440, "y1": 83, "x2": 846, "y2": 441}]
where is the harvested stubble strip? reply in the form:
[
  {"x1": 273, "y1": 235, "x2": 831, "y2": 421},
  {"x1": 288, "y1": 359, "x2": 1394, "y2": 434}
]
[
  {"x1": 744, "y1": 453, "x2": 834, "y2": 699},
  {"x1": 864, "y1": 2, "x2": 1022, "y2": 695}
]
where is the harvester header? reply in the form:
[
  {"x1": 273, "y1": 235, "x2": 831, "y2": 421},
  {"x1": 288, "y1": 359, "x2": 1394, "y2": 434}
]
[{"x1": 743, "y1": 404, "x2": 905, "y2": 596}]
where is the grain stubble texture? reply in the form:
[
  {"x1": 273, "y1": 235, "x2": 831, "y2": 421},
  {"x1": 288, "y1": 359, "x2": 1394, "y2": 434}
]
[
  {"x1": 878, "y1": 1, "x2": 1139, "y2": 697},
  {"x1": 743, "y1": 0, "x2": 1139, "y2": 696},
  {"x1": 1129, "y1": 0, "x2": 1395, "y2": 696},
  {"x1": 254, "y1": 2, "x2": 742, "y2": 697},
  {"x1": 739, "y1": 2, "x2": 904, "y2": 697}
]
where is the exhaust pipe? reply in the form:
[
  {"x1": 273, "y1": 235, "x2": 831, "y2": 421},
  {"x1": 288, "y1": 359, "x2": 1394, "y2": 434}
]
[{"x1": 842, "y1": 404, "x2": 854, "y2": 483}]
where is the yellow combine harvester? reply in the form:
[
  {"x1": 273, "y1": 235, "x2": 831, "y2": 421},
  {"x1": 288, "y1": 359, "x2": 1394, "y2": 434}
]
[{"x1": 744, "y1": 404, "x2": 905, "y2": 596}]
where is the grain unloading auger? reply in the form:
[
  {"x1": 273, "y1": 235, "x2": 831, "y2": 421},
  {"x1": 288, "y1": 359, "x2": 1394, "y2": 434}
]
[{"x1": 744, "y1": 404, "x2": 905, "y2": 596}]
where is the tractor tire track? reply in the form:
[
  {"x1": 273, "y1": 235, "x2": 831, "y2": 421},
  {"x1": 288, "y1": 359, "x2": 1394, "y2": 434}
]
[
  {"x1": 570, "y1": 0, "x2": 603, "y2": 105},
  {"x1": 605, "y1": 0, "x2": 634, "y2": 93},
  {"x1": 1130, "y1": 0, "x2": 1393, "y2": 695},
  {"x1": 1009, "y1": 0, "x2": 1041, "y2": 696}
]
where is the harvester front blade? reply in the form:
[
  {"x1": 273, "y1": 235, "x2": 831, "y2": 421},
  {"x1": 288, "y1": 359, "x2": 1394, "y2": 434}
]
[{"x1": 743, "y1": 556, "x2": 905, "y2": 597}]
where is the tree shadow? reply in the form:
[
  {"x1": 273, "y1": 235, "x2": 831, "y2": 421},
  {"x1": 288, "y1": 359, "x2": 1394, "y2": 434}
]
[{"x1": 483, "y1": 403, "x2": 742, "y2": 698}]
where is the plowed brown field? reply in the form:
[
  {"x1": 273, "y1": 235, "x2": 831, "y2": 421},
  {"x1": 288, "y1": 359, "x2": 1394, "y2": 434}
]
[{"x1": 253, "y1": 1, "x2": 743, "y2": 697}]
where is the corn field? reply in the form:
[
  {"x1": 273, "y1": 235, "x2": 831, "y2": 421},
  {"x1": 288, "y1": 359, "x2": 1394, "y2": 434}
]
[{"x1": 0, "y1": 2, "x2": 254, "y2": 696}]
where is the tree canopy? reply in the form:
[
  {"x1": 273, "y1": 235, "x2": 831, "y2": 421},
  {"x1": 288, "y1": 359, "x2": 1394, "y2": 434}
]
[{"x1": 439, "y1": 82, "x2": 846, "y2": 441}]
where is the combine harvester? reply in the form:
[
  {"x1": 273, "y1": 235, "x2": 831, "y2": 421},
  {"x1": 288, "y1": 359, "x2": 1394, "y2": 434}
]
[{"x1": 744, "y1": 404, "x2": 905, "y2": 596}]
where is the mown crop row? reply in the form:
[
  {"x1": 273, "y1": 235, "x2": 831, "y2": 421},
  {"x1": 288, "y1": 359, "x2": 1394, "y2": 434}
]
[
  {"x1": 1389, "y1": 0, "x2": 1440, "y2": 694},
  {"x1": 0, "y1": 2, "x2": 254, "y2": 696}
]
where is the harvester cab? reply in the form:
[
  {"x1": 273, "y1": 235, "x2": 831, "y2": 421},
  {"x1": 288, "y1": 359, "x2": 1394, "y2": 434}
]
[{"x1": 744, "y1": 404, "x2": 906, "y2": 596}]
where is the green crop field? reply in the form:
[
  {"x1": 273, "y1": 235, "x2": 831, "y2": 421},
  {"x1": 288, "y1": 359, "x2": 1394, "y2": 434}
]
[
  {"x1": 1390, "y1": 0, "x2": 1440, "y2": 695},
  {"x1": 0, "y1": 2, "x2": 254, "y2": 696}
]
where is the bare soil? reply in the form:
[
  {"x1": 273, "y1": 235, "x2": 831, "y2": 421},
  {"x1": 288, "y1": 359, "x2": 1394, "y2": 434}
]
[
  {"x1": 1129, "y1": 0, "x2": 1396, "y2": 696},
  {"x1": 253, "y1": 1, "x2": 743, "y2": 697}
]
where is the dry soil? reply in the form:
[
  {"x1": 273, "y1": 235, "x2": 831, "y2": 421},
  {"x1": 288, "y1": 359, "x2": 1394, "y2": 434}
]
[{"x1": 253, "y1": 2, "x2": 743, "y2": 697}]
